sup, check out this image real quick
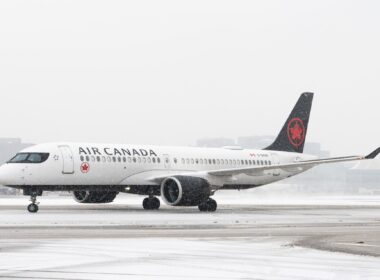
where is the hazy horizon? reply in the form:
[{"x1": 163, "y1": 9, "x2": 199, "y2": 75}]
[{"x1": 0, "y1": 1, "x2": 379, "y2": 157}]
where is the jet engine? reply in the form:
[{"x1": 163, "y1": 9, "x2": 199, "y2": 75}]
[
  {"x1": 73, "y1": 190, "x2": 118, "y2": 204},
  {"x1": 160, "y1": 176, "x2": 210, "y2": 206}
]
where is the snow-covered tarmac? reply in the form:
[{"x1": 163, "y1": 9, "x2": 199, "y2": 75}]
[{"x1": 0, "y1": 193, "x2": 379, "y2": 279}]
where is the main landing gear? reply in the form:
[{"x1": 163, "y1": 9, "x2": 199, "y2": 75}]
[
  {"x1": 198, "y1": 198, "x2": 217, "y2": 212},
  {"x1": 27, "y1": 193, "x2": 39, "y2": 213},
  {"x1": 143, "y1": 196, "x2": 160, "y2": 210}
]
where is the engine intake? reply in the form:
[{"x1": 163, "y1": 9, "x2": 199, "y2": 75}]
[
  {"x1": 160, "y1": 176, "x2": 210, "y2": 206},
  {"x1": 73, "y1": 191, "x2": 118, "y2": 204}
]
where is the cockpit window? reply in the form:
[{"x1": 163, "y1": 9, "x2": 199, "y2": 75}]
[{"x1": 8, "y1": 153, "x2": 49, "y2": 163}]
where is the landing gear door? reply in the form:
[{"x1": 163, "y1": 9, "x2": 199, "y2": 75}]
[
  {"x1": 271, "y1": 153, "x2": 281, "y2": 176},
  {"x1": 59, "y1": 145, "x2": 74, "y2": 174}
]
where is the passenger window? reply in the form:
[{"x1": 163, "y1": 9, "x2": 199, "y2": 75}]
[
  {"x1": 186, "y1": 159, "x2": 190, "y2": 164},
  {"x1": 152, "y1": 157, "x2": 156, "y2": 163},
  {"x1": 213, "y1": 159, "x2": 216, "y2": 164},
  {"x1": 174, "y1": 158, "x2": 178, "y2": 164},
  {"x1": 182, "y1": 158, "x2": 185, "y2": 164},
  {"x1": 216, "y1": 159, "x2": 220, "y2": 165},
  {"x1": 200, "y1": 159, "x2": 203, "y2": 164},
  {"x1": 80, "y1": 155, "x2": 84, "y2": 162},
  {"x1": 96, "y1": 156, "x2": 101, "y2": 162},
  {"x1": 143, "y1": 158, "x2": 146, "y2": 163},
  {"x1": 107, "y1": 156, "x2": 111, "y2": 162},
  {"x1": 133, "y1": 157, "x2": 137, "y2": 163},
  {"x1": 123, "y1": 157, "x2": 126, "y2": 162},
  {"x1": 102, "y1": 156, "x2": 106, "y2": 162},
  {"x1": 118, "y1": 157, "x2": 121, "y2": 162},
  {"x1": 157, "y1": 158, "x2": 161, "y2": 163},
  {"x1": 195, "y1": 159, "x2": 199, "y2": 164},
  {"x1": 208, "y1": 159, "x2": 212, "y2": 164},
  {"x1": 138, "y1": 158, "x2": 141, "y2": 163},
  {"x1": 233, "y1": 160, "x2": 236, "y2": 165},
  {"x1": 147, "y1": 157, "x2": 151, "y2": 163},
  {"x1": 86, "y1": 156, "x2": 90, "y2": 162},
  {"x1": 128, "y1": 157, "x2": 132, "y2": 163}
]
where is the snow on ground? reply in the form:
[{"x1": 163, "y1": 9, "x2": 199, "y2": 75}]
[
  {"x1": 0, "y1": 238, "x2": 379, "y2": 280},
  {"x1": 0, "y1": 194, "x2": 379, "y2": 279}
]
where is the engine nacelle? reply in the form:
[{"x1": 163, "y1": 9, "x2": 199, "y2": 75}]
[
  {"x1": 73, "y1": 190, "x2": 118, "y2": 204},
  {"x1": 160, "y1": 176, "x2": 210, "y2": 206}
]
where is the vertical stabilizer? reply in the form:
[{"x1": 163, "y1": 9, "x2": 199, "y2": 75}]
[{"x1": 265, "y1": 92, "x2": 314, "y2": 153}]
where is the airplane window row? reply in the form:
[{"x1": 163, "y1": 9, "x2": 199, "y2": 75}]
[
  {"x1": 174, "y1": 158, "x2": 272, "y2": 166},
  {"x1": 80, "y1": 155, "x2": 161, "y2": 164},
  {"x1": 79, "y1": 155, "x2": 272, "y2": 167}
]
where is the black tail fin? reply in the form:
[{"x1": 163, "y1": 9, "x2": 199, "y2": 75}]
[{"x1": 265, "y1": 92, "x2": 314, "y2": 153}]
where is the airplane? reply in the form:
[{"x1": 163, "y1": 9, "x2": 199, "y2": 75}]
[{"x1": 0, "y1": 92, "x2": 378, "y2": 213}]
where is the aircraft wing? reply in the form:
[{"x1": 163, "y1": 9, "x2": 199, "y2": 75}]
[{"x1": 207, "y1": 148, "x2": 380, "y2": 177}]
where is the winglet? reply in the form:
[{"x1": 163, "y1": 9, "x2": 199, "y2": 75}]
[{"x1": 365, "y1": 148, "x2": 380, "y2": 159}]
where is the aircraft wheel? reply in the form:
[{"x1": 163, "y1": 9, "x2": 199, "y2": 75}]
[
  {"x1": 198, "y1": 198, "x2": 217, "y2": 212},
  {"x1": 151, "y1": 197, "x2": 160, "y2": 209},
  {"x1": 27, "y1": 203, "x2": 39, "y2": 213},
  {"x1": 143, "y1": 197, "x2": 160, "y2": 210}
]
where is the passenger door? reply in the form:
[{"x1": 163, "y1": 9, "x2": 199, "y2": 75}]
[{"x1": 59, "y1": 145, "x2": 74, "y2": 174}]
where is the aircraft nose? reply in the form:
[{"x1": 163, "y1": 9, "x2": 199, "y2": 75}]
[
  {"x1": 0, "y1": 165, "x2": 7, "y2": 185},
  {"x1": 0, "y1": 164, "x2": 12, "y2": 185}
]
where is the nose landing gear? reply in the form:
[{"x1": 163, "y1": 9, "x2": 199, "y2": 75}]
[{"x1": 27, "y1": 193, "x2": 39, "y2": 213}]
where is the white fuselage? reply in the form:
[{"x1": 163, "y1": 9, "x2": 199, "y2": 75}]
[{"x1": 0, "y1": 143, "x2": 316, "y2": 190}]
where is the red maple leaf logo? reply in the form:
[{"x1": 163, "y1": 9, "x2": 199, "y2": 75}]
[
  {"x1": 289, "y1": 122, "x2": 303, "y2": 141},
  {"x1": 80, "y1": 162, "x2": 90, "y2": 173},
  {"x1": 287, "y1": 118, "x2": 305, "y2": 148}
]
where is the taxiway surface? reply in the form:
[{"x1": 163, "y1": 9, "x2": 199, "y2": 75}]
[{"x1": 0, "y1": 194, "x2": 379, "y2": 279}]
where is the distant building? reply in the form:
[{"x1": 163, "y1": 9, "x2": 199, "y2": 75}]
[
  {"x1": 196, "y1": 138, "x2": 235, "y2": 148},
  {"x1": 347, "y1": 161, "x2": 380, "y2": 194},
  {"x1": 237, "y1": 135, "x2": 274, "y2": 149}
]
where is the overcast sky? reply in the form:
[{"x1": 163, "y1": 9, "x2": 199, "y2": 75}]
[{"x1": 0, "y1": 0, "x2": 379, "y2": 156}]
